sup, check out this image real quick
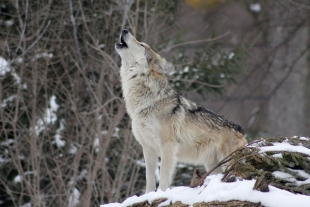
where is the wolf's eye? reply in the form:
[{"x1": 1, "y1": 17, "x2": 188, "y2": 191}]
[{"x1": 140, "y1": 44, "x2": 144, "y2": 47}]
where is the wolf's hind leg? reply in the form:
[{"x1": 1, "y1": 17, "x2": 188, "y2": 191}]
[
  {"x1": 143, "y1": 146, "x2": 158, "y2": 193},
  {"x1": 203, "y1": 154, "x2": 224, "y2": 175}
]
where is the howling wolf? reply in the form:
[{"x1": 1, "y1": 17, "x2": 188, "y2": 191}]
[{"x1": 115, "y1": 29, "x2": 247, "y2": 193}]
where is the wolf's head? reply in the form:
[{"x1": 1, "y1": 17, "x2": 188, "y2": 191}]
[{"x1": 115, "y1": 29, "x2": 174, "y2": 74}]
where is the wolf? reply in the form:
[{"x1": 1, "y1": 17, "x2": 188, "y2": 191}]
[{"x1": 115, "y1": 29, "x2": 247, "y2": 193}]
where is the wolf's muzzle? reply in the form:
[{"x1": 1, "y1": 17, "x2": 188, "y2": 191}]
[
  {"x1": 115, "y1": 29, "x2": 129, "y2": 49},
  {"x1": 122, "y1": 29, "x2": 128, "y2": 35}
]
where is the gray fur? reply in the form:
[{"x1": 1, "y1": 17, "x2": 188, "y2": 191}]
[{"x1": 115, "y1": 30, "x2": 247, "y2": 193}]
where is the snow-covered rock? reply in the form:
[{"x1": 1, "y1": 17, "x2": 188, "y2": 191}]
[{"x1": 101, "y1": 136, "x2": 310, "y2": 207}]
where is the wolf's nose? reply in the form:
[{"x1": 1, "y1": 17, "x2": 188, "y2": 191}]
[{"x1": 122, "y1": 29, "x2": 128, "y2": 35}]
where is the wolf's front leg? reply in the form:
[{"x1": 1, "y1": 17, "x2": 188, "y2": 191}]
[
  {"x1": 158, "y1": 143, "x2": 177, "y2": 191},
  {"x1": 143, "y1": 147, "x2": 158, "y2": 193}
]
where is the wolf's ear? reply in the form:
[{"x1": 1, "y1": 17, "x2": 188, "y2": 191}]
[{"x1": 157, "y1": 58, "x2": 175, "y2": 74}]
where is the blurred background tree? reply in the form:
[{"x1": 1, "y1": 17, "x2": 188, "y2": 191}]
[{"x1": 0, "y1": 0, "x2": 309, "y2": 206}]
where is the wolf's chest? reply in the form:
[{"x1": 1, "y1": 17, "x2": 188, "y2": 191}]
[{"x1": 131, "y1": 118, "x2": 163, "y2": 149}]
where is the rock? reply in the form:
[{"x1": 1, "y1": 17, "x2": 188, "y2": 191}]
[
  {"x1": 123, "y1": 136, "x2": 310, "y2": 207},
  {"x1": 253, "y1": 172, "x2": 273, "y2": 192},
  {"x1": 221, "y1": 136, "x2": 310, "y2": 195},
  {"x1": 189, "y1": 168, "x2": 205, "y2": 188},
  {"x1": 129, "y1": 199, "x2": 264, "y2": 207},
  {"x1": 129, "y1": 198, "x2": 167, "y2": 207}
]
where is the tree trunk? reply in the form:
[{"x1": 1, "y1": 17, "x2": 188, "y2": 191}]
[{"x1": 266, "y1": 0, "x2": 310, "y2": 136}]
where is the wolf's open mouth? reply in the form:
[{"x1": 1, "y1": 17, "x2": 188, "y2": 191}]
[
  {"x1": 121, "y1": 36, "x2": 128, "y2": 47},
  {"x1": 116, "y1": 35, "x2": 128, "y2": 49}
]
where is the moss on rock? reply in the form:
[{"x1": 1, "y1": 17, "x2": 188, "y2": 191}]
[{"x1": 222, "y1": 136, "x2": 310, "y2": 195}]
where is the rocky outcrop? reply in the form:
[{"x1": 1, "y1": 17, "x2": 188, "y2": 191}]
[
  {"x1": 221, "y1": 136, "x2": 310, "y2": 195},
  {"x1": 117, "y1": 136, "x2": 310, "y2": 207},
  {"x1": 129, "y1": 199, "x2": 264, "y2": 207}
]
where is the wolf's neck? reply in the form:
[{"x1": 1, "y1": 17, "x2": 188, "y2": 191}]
[{"x1": 121, "y1": 68, "x2": 173, "y2": 117}]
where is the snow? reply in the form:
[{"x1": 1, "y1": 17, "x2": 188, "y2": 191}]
[
  {"x1": 228, "y1": 52, "x2": 234, "y2": 59},
  {"x1": 0, "y1": 156, "x2": 11, "y2": 166},
  {"x1": 272, "y1": 153, "x2": 283, "y2": 158},
  {"x1": 0, "y1": 56, "x2": 22, "y2": 84},
  {"x1": 11, "y1": 71, "x2": 21, "y2": 84},
  {"x1": 272, "y1": 171, "x2": 296, "y2": 183},
  {"x1": 1, "y1": 139, "x2": 15, "y2": 146},
  {"x1": 21, "y1": 203, "x2": 31, "y2": 207},
  {"x1": 1, "y1": 95, "x2": 18, "y2": 108},
  {"x1": 290, "y1": 169, "x2": 310, "y2": 179},
  {"x1": 93, "y1": 137, "x2": 100, "y2": 153},
  {"x1": 53, "y1": 131, "x2": 65, "y2": 147},
  {"x1": 13, "y1": 175, "x2": 22, "y2": 184},
  {"x1": 249, "y1": 3, "x2": 261, "y2": 12},
  {"x1": 113, "y1": 127, "x2": 120, "y2": 138},
  {"x1": 16, "y1": 57, "x2": 23, "y2": 64},
  {"x1": 102, "y1": 174, "x2": 310, "y2": 207},
  {"x1": 5, "y1": 19, "x2": 14, "y2": 27},
  {"x1": 0, "y1": 56, "x2": 10, "y2": 76},
  {"x1": 35, "y1": 52, "x2": 53, "y2": 59},
  {"x1": 101, "y1": 136, "x2": 310, "y2": 207},
  {"x1": 53, "y1": 119, "x2": 66, "y2": 148},
  {"x1": 47, "y1": 95, "x2": 59, "y2": 123},
  {"x1": 98, "y1": 44, "x2": 105, "y2": 49},
  {"x1": 34, "y1": 95, "x2": 60, "y2": 136},
  {"x1": 183, "y1": 66, "x2": 189, "y2": 73},
  {"x1": 77, "y1": 169, "x2": 88, "y2": 180},
  {"x1": 69, "y1": 144, "x2": 78, "y2": 154},
  {"x1": 68, "y1": 188, "x2": 80, "y2": 207},
  {"x1": 259, "y1": 142, "x2": 310, "y2": 156},
  {"x1": 13, "y1": 171, "x2": 36, "y2": 184},
  {"x1": 273, "y1": 171, "x2": 310, "y2": 186}
]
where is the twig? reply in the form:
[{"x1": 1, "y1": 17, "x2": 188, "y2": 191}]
[
  {"x1": 15, "y1": 0, "x2": 28, "y2": 54},
  {"x1": 85, "y1": 41, "x2": 119, "y2": 71},
  {"x1": 191, "y1": 139, "x2": 262, "y2": 187},
  {"x1": 198, "y1": 145, "x2": 245, "y2": 183},
  {"x1": 177, "y1": 78, "x2": 224, "y2": 88},
  {"x1": 69, "y1": 0, "x2": 84, "y2": 69},
  {"x1": 268, "y1": 42, "x2": 310, "y2": 98},
  {"x1": 159, "y1": 32, "x2": 230, "y2": 54},
  {"x1": 120, "y1": 0, "x2": 134, "y2": 31},
  {"x1": 19, "y1": 20, "x2": 51, "y2": 58}
]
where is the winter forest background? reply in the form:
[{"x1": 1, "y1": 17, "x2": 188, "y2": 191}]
[{"x1": 0, "y1": 0, "x2": 309, "y2": 206}]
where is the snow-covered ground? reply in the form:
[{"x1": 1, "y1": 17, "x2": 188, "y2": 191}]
[
  {"x1": 102, "y1": 173, "x2": 310, "y2": 207},
  {"x1": 102, "y1": 137, "x2": 310, "y2": 207}
]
